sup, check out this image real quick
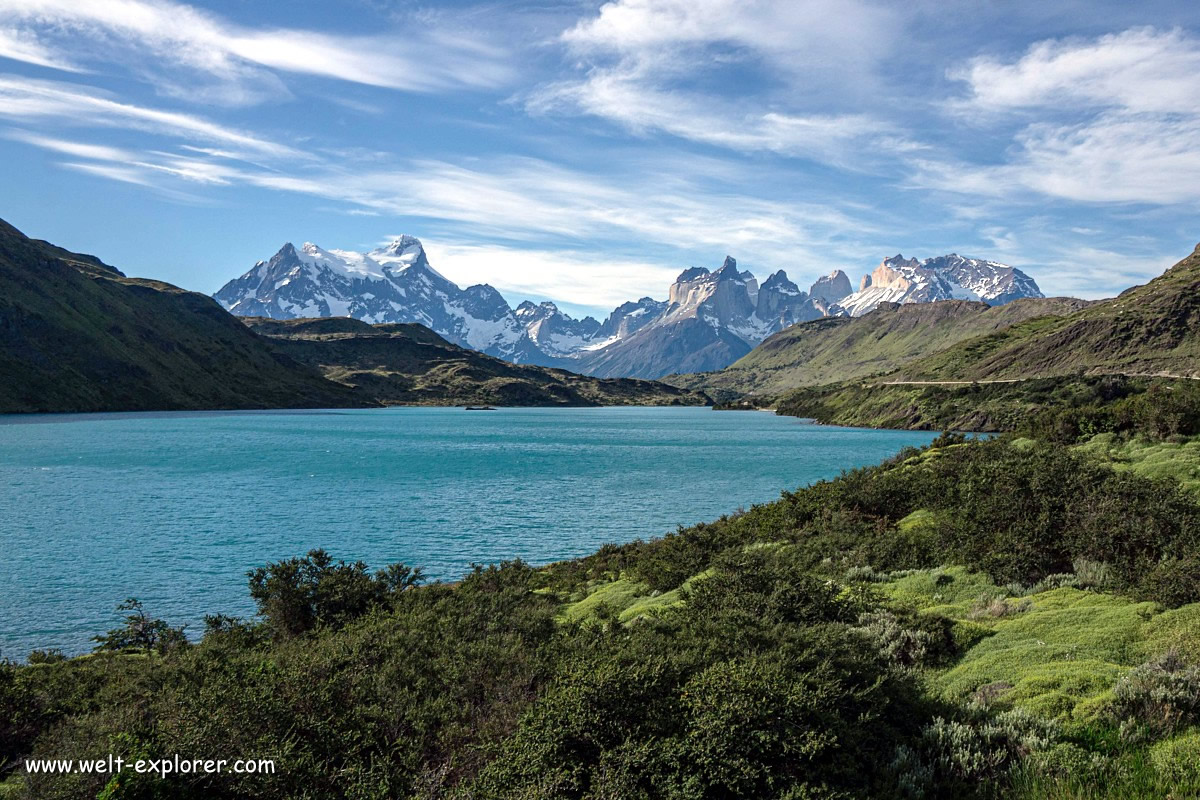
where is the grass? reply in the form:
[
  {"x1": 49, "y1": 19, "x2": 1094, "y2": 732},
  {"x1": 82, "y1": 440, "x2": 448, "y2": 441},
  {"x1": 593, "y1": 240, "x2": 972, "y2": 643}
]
[
  {"x1": 880, "y1": 564, "x2": 1005, "y2": 617},
  {"x1": 1008, "y1": 745, "x2": 1197, "y2": 799},
  {"x1": 1137, "y1": 603, "x2": 1200, "y2": 663},
  {"x1": 1075, "y1": 434, "x2": 1200, "y2": 495},
  {"x1": 672, "y1": 298, "x2": 1090, "y2": 397},
  {"x1": 932, "y1": 589, "x2": 1156, "y2": 722},
  {"x1": 557, "y1": 577, "x2": 652, "y2": 623},
  {"x1": 877, "y1": 565, "x2": 1181, "y2": 724},
  {"x1": 557, "y1": 570, "x2": 713, "y2": 624}
]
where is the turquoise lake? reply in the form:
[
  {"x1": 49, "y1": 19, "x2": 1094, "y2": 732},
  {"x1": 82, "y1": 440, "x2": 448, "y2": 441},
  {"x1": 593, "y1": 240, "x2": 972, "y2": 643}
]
[{"x1": 0, "y1": 406, "x2": 936, "y2": 657}]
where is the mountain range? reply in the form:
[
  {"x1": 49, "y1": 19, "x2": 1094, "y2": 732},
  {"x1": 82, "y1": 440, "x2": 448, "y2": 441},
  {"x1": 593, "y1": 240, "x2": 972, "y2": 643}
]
[
  {"x1": 0, "y1": 218, "x2": 705, "y2": 414},
  {"x1": 687, "y1": 240, "x2": 1200, "y2": 426},
  {"x1": 214, "y1": 237, "x2": 1045, "y2": 379}
]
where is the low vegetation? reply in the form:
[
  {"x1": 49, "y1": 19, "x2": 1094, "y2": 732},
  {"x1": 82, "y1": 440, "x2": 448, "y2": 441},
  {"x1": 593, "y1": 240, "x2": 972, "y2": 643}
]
[{"x1": 774, "y1": 375, "x2": 1200, "y2": 439}]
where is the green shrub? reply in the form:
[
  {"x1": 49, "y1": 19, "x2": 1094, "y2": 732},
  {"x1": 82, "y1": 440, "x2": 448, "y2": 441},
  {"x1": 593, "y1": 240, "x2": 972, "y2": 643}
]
[
  {"x1": 1138, "y1": 557, "x2": 1200, "y2": 608},
  {"x1": 891, "y1": 708, "x2": 1059, "y2": 797},
  {"x1": 852, "y1": 610, "x2": 934, "y2": 669},
  {"x1": 91, "y1": 598, "x2": 187, "y2": 655},
  {"x1": 247, "y1": 548, "x2": 423, "y2": 637},
  {"x1": 25, "y1": 650, "x2": 65, "y2": 665},
  {"x1": 1110, "y1": 650, "x2": 1200, "y2": 741},
  {"x1": 1149, "y1": 729, "x2": 1200, "y2": 785}
]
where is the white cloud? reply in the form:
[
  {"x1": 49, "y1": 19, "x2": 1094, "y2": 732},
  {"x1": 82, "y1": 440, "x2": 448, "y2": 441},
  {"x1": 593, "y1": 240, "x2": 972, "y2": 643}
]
[
  {"x1": 5, "y1": 130, "x2": 134, "y2": 161},
  {"x1": 1033, "y1": 244, "x2": 1180, "y2": 299},
  {"x1": 917, "y1": 27, "x2": 1200, "y2": 206},
  {"x1": 528, "y1": 73, "x2": 895, "y2": 165},
  {"x1": 421, "y1": 243, "x2": 682, "y2": 311},
  {"x1": 0, "y1": 75, "x2": 305, "y2": 157},
  {"x1": 59, "y1": 160, "x2": 156, "y2": 186},
  {"x1": 529, "y1": 0, "x2": 909, "y2": 164},
  {"x1": 561, "y1": 0, "x2": 895, "y2": 78},
  {"x1": 7, "y1": 129, "x2": 880, "y2": 300},
  {"x1": 0, "y1": 0, "x2": 514, "y2": 105},
  {"x1": 951, "y1": 27, "x2": 1200, "y2": 114},
  {"x1": 0, "y1": 25, "x2": 78, "y2": 70}
]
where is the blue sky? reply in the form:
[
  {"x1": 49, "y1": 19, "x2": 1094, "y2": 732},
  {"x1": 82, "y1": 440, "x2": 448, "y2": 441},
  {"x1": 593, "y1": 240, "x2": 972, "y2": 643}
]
[{"x1": 1, "y1": 0, "x2": 1199, "y2": 319}]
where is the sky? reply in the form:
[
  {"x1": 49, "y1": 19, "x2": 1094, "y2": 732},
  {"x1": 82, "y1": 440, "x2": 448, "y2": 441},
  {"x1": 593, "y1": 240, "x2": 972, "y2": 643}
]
[{"x1": 1, "y1": 0, "x2": 1199, "y2": 319}]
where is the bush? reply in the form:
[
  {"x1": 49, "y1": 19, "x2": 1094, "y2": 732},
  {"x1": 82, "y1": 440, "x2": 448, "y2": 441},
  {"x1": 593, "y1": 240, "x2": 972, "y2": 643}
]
[
  {"x1": 891, "y1": 708, "x2": 1060, "y2": 797},
  {"x1": 1139, "y1": 557, "x2": 1200, "y2": 608},
  {"x1": 247, "y1": 548, "x2": 423, "y2": 637},
  {"x1": 1073, "y1": 558, "x2": 1114, "y2": 590},
  {"x1": 474, "y1": 549, "x2": 929, "y2": 798},
  {"x1": 1149, "y1": 729, "x2": 1200, "y2": 785},
  {"x1": 852, "y1": 610, "x2": 934, "y2": 669},
  {"x1": 92, "y1": 598, "x2": 187, "y2": 655},
  {"x1": 1110, "y1": 650, "x2": 1200, "y2": 741},
  {"x1": 26, "y1": 649, "x2": 66, "y2": 665}
]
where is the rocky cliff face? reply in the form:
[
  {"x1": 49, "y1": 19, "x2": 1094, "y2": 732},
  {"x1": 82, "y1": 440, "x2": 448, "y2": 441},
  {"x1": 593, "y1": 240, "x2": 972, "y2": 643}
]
[
  {"x1": 572, "y1": 257, "x2": 831, "y2": 379},
  {"x1": 809, "y1": 270, "x2": 853, "y2": 305},
  {"x1": 594, "y1": 297, "x2": 667, "y2": 343}
]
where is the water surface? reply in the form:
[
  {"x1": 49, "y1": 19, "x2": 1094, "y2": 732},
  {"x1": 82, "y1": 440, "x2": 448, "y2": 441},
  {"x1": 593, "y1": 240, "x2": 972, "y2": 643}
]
[{"x1": 0, "y1": 406, "x2": 935, "y2": 656}]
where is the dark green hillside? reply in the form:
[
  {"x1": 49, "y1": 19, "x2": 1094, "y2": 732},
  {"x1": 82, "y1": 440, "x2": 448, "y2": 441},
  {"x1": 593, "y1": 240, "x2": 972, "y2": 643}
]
[
  {"x1": 671, "y1": 297, "x2": 1091, "y2": 398},
  {"x1": 247, "y1": 316, "x2": 710, "y2": 407},
  {"x1": 0, "y1": 219, "x2": 365, "y2": 414},
  {"x1": 899, "y1": 243, "x2": 1200, "y2": 381}
]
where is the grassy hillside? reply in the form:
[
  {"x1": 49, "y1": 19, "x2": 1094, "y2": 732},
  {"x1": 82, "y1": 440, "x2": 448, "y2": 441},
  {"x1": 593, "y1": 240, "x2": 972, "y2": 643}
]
[
  {"x1": 774, "y1": 374, "x2": 1200, "y2": 436},
  {"x1": 677, "y1": 241, "x2": 1198, "y2": 407},
  {"x1": 899, "y1": 243, "x2": 1200, "y2": 381},
  {"x1": 247, "y1": 317, "x2": 710, "y2": 407},
  {"x1": 9, "y1": 427, "x2": 1200, "y2": 798},
  {"x1": 0, "y1": 219, "x2": 367, "y2": 414},
  {"x1": 670, "y1": 297, "x2": 1091, "y2": 398}
]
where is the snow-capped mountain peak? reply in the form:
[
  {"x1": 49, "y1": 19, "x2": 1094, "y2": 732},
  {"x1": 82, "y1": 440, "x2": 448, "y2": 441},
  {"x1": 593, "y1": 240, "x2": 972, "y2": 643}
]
[
  {"x1": 514, "y1": 300, "x2": 601, "y2": 357},
  {"x1": 836, "y1": 252, "x2": 1043, "y2": 316},
  {"x1": 213, "y1": 236, "x2": 546, "y2": 364},
  {"x1": 370, "y1": 235, "x2": 425, "y2": 265},
  {"x1": 375, "y1": 234, "x2": 423, "y2": 255}
]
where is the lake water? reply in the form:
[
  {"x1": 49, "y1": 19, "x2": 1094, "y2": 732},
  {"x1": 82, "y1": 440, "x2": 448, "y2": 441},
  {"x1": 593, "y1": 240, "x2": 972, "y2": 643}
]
[{"x1": 0, "y1": 407, "x2": 935, "y2": 657}]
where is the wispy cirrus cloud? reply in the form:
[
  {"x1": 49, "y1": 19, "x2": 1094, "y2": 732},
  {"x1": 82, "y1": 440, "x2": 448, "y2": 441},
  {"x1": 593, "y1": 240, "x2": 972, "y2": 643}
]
[
  {"x1": 0, "y1": 0, "x2": 515, "y2": 105},
  {"x1": 0, "y1": 75, "x2": 306, "y2": 157},
  {"x1": 6, "y1": 126, "x2": 881, "y2": 295},
  {"x1": 0, "y1": 25, "x2": 78, "y2": 71}
]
